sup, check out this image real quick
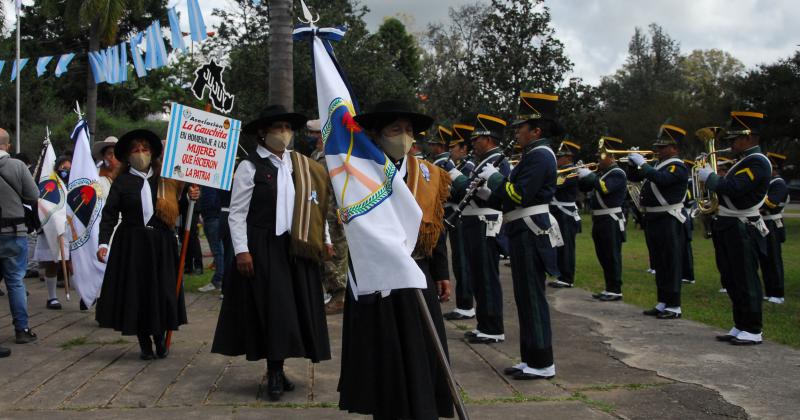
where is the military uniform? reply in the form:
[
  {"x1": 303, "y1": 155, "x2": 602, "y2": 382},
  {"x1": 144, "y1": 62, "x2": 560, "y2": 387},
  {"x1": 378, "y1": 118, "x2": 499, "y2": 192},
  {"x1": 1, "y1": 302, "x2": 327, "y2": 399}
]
[
  {"x1": 759, "y1": 152, "x2": 789, "y2": 303},
  {"x1": 629, "y1": 125, "x2": 690, "y2": 318},
  {"x1": 579, "y1": 136, "x2": 628, "y2": 300},
  {"x1": 450, "y1": 115, "x2": 510, "y2": 342},
  {"x1": 548, "y1": 140, "x2": 582, "y2": 288},
  {"x1": 681, "y1": 164, "x2": 697, "y2": 284},
  {"x1": 703, "y1": 111, "x2": 772, "y2": 345},
  {"x1": 444, "y1": 123, "x2": 477, "y2": 319},
  {"x1": 481, "y1": 92, "x2": 561, "y2": 378}
]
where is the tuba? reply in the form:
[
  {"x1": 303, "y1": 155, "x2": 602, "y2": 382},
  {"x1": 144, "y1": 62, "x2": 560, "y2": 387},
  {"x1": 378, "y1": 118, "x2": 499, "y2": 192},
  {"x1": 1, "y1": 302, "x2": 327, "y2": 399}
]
[{"x1": 691, "y1": 127, "x2": 724, "y2": 215}]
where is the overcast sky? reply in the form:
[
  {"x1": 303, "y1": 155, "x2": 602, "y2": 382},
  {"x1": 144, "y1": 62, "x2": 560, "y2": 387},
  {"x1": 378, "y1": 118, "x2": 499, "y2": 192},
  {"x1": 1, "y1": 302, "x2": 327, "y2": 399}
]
[{"x1": 4, "y1": 0, "x2": 798, "y2": 85}]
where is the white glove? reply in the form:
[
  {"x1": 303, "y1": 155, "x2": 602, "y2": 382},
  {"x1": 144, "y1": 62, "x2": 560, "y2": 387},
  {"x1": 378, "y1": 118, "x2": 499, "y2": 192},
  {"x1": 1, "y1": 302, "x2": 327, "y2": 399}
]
[
  {"x1": 698, "y1": 165, "x2": 713, "y2": 182},
  {"x1": 577, "y1": 168, "x2": 592, "y2": 179},
  {"x1": 448, "y1": 168, "x2": 463, "y2": 181},
  {"x1": 475, "y1": 184, "x2": 492, "y2": 200},
  {"x1": 468, "y1": 178, "x2": 482, "y2": 191},
  {"x1": 628, "y1": 153, "x2": 645, "y2": 167},
  {"x1": 478, "y1": 164, "x2": 499, "y2": 181}
]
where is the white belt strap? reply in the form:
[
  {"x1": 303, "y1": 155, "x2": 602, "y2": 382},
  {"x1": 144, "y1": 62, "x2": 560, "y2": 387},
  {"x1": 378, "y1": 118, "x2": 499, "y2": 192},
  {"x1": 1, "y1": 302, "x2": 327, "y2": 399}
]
[
  {"x1": 644, "y1": 203, "x2": 686, "y2": 223},
  {"x1": 462, "y1": 205, "x2": 502, "y2": 217},
  {"x1": 550, "y1": 200, "x2": 581, "y2": 222},
  {"x1": 592, "y1": 207, "x2": 626, "y2": 232},
  {"x1": 504, "y1": 204, "x2": 550, "y2": 222},
  {"x1": 762, "y1": 213, "x2": 783, "y2": 221},
  {"x1": 718, "y1": 197, "x2": 769, "y2": 237}
]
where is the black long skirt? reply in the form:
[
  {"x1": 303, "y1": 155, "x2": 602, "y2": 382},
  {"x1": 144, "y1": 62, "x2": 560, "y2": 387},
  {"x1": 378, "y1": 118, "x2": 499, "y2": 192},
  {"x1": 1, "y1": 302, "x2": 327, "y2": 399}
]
[
  {"x1": 338, "y1": 260, "x2": 455, "y2": 419},
  {"x1": 211, "y1": 229, "x2": 331, "y2": 362},
  {"x1": 96, "y1": 226, "x2": 187, "y2": 335}
]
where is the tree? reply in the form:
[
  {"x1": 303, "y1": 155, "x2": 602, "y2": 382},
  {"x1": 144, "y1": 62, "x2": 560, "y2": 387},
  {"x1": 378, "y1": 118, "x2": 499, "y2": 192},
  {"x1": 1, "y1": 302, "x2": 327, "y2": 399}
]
[
  {"x1": 472, "y1": 0, "x2": 572, "y2": 117},
  {"x1": 557, "y1": 77, "x2": 606, "y2": 160},
  {"x1": 268, "y1": 0, "x2": 293, "y2": 110}
]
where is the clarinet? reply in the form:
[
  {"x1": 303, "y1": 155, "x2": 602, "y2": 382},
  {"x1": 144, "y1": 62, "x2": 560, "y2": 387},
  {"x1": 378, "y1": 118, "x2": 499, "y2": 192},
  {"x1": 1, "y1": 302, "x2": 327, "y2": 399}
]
[{"x1": 444, "y1": 140, "x2": 516, "y2": 229}]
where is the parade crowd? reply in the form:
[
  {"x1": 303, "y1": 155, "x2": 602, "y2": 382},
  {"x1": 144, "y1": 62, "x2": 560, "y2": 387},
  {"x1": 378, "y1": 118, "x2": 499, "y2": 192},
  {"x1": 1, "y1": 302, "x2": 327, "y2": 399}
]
[{"x1": 0, "y1": 90, "x2": 790, "y2": 419}]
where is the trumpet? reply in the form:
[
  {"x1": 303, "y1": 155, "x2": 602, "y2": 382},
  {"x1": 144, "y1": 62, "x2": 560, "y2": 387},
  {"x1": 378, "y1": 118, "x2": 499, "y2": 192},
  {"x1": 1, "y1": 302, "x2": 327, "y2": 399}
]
[
  {"x1": 597, "y1": 138, "x2": 656, "y2": 169},
  {"x1": 690, "y1": 127, "x2": 724, "y2": 215},
  {"x1": 557, "y1": 161, "x2": 598, "y2": 179}
]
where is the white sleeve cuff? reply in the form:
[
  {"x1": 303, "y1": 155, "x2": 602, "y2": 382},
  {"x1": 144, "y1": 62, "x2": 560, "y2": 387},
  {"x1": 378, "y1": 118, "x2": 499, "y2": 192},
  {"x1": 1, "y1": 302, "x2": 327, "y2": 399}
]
[
  {"x1": 448, "y1": 168, "x2": 463, "y2": 181},
  {"x1": 99, "y1": 244, "x2": 109, "y2": 251}
]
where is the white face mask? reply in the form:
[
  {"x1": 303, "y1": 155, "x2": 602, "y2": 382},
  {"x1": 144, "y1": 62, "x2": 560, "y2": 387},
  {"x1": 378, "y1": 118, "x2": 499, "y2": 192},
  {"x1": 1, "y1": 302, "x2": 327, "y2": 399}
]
[
  {"x1": 129, "y1": 152, "x2": 152, "y2": 171},
  {"x1": 378, "y1": 133, "x2": 414, "y2": 161},
  {"x1": 264, "y1": 131, "x2": 293, "y2": 152}
]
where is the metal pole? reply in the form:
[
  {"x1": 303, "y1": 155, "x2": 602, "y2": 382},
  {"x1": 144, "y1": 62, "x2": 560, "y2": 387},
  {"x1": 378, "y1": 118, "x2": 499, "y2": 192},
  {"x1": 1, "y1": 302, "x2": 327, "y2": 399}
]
[
  {"x1": 165, "y1": 198, "x2": 195, "y2": 350},
  {"x1": 414, "y1": 289, "x2": 470, "y2": 420},
  {"x1": 15, "y1": 7, "x2": 21, "y2": 153}
]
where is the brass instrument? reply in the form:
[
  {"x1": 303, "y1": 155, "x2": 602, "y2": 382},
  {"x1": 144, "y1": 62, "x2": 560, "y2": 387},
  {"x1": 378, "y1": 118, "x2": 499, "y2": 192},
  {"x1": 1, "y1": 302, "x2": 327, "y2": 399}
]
[
  {"x1": 691, "y1": 127, "x2": 724, "y2": 215},
  {"x1": 598, "y1": 138, "x2": 656, "y2": 168},
  {"x1": 627, "y1": 181, "x2": 644, "y2": 214},
  {"x1": 557, "y1": 161, "x2": 598, "y2": 181}
]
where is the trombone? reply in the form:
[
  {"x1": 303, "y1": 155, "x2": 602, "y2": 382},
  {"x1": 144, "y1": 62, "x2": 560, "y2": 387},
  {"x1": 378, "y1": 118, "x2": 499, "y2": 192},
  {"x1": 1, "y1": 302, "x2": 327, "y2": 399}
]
[{"x1": 557, "y1": 161, "x2": 598, "y2": 179}]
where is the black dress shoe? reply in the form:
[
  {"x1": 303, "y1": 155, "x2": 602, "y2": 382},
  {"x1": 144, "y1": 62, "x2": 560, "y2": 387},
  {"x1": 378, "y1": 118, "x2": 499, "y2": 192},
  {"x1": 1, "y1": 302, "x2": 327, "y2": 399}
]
[
  {"x1": 730, "y1": 338, "x2": 762, "y2": 346},
  {"x1": 512, "y1": 371, "x2": 554, "y2": 380},
  {"x1": 597, "y1": 294, "x2": 622, "y2": 302},
  {"x1": 267, "y1": 371, "x2": 285, "y2": 401},
  {"x1": 444, "y1": 311, "x2": 475, "y2": 320},
  {"x1": 0, "y1": 346, "x2": 10, "y2": 358},
  {"x1": 140, "y1": 352, "x2": 156, "y2": 360},
  {"x1": 656, "y1": 311, "x2": 681, "y2": 319},
  {"x1": 591, "y1": 292, "x2": 605, "y2": 299},
  {"x1": 548, "y1": 281, "x2": 573, "y2": 289},
  {"x1": 463, "y1": 331, "x2": 478, "y2": 338},
  {"x1": 715, "y1": 334, "x2": 736, "y2": 342},
  {"x1": 503, "y1": 367, "x2": 523, "y2": 376},
  {"x1": 642, "y1": 308, "x2": 662, "y2": 316},
  {"x1": 46, "y1": 299, "x2": 63, "y2": 310},
  {"x1": 79, "y1": 300, "x2": 88, "y2": 311},
  {"x1": 0, "y1": 288, "x2": 5, "y2": 296},
  {"x1": 468, "y1": 336, "x2": 504, "y2": 344}
]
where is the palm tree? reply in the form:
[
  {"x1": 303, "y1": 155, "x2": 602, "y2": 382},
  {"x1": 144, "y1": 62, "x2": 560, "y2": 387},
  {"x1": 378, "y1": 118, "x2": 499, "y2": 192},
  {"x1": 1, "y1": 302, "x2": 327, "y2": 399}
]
[
  {"x1": 44, "y1": 0, "x2": 144, "y2": 137},
  {"x1": 268, "y1": 0, "x2": 293, "y2": 110}
]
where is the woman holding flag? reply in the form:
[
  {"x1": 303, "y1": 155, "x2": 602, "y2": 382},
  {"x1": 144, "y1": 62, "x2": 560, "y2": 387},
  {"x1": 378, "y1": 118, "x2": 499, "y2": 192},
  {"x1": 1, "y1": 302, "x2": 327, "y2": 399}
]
[
  {"x1": 338, "y1": 100, "x2": 455, "y2": 419},
  {"x1": 95, "y1": 129, "x2": 198, "y2": 360},
  {"x1": 34, "y1": 155, "x2": 72, "y2": 310}
]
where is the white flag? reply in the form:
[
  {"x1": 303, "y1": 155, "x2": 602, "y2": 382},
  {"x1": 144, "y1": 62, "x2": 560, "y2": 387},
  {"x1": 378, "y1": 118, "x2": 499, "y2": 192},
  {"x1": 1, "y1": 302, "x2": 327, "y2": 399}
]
[
  {"x1": 66, "y1": 120, "x2": 106, "y2": 306},
  {"x1": 296, "y1": 26, "x2": 425, "y2": 295},
  {"x1": 36, "y1": 142, "x2": 68, "y2": 261}
]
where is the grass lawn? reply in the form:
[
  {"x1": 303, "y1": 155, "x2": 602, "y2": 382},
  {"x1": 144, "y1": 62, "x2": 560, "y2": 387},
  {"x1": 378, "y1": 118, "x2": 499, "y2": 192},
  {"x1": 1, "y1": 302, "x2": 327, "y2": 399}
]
[{"x1": 574, "y1": 216, "x2": 800, "y2": 348}]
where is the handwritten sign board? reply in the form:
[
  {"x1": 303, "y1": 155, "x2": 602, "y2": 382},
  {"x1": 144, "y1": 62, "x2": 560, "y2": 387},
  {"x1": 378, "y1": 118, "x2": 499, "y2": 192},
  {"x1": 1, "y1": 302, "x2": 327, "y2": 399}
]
[{"x1": 161, "y1": 103, "x2": 240, "y2": 190}]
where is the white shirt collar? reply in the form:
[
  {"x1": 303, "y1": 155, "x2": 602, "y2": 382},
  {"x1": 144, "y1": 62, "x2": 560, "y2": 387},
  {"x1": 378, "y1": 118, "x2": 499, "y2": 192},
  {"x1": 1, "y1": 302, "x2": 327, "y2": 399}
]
[
  {"x1": 256, "y1": 145, "x2": 292, "y2": 168},
  {"x1": 129, "y1": 166, "x2": 153, "y2": 178}
]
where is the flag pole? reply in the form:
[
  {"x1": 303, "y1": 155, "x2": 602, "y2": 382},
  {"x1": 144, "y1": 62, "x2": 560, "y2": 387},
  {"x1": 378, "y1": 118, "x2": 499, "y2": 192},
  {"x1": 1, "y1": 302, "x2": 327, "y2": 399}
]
[
  {"x1": 15, "y1": 3, "x2": 22, "y2": 153},
  {"x1": 58, "y1": 236, "x2": 71, "y2": 301},
  {"x1": 414, "y1": 289, "x2": 470, "y2": 420},
  {"x1": 165, "y1": 197, "x2": 195, "y2": 350}
]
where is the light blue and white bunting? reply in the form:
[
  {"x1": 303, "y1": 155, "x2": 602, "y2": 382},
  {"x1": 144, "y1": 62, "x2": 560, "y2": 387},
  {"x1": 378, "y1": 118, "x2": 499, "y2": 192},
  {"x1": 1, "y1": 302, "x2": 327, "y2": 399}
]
[
  {"x1": 168, "y1": 8, "x2": 186, "y2": 52},
  {"x1": 10, "y1": 58, "x2": 29, "y2": 82},
  {"x1": 0, "y1": 61, "x2": 5, "y2": 76},
  {"x1": 130, "y1": 33, "x2": 147, "y2": 77},
  {"x1": 187, "y1": 0, "x2": 207, "y2": 42},
  {"x1": 55, "y1": 53, "x2": 75, "y2": 77},
  {"x1": 36, "y1": 56, "x2": 53, "y2": 77}
]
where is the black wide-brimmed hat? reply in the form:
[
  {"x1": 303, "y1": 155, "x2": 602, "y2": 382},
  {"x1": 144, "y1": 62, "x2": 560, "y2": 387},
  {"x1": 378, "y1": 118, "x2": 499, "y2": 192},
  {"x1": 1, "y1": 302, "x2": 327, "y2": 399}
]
[
  {"x1": 115, "y1": 129, "x2": 163, "y2": 162},
  {"x1": 451, "y1": 123, "x2": 474, "y2": 146},
  {"x1": 653, "y1": 124, "x2": 686, "y2": 147},
  {"x1": 722, "y1": 111, "x2": 765, "y2": 140},
  {"x1": 353, "y1": 100, "x2": 433, "y2": 134},
  {"x1": 557, "y1": 138, "x2": 581, "y2": 156},
  {"x1": 243, "y1": 104, "x2": 308, "y2": 135}
]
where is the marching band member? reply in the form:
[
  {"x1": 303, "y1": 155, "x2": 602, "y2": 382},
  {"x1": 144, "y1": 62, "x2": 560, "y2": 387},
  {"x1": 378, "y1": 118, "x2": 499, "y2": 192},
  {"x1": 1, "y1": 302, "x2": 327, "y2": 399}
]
[
  {"x1": 759, "y1": 152, "x2": 789, "y2": 304},
  {"x1": 429, "y1": 125, "x2": 456, "y2": 171},
  {"x1": 95, "y1": 129, "x2": 198, "y2": 360},
  {"x1": 450, "y1": 114, "x2": 511, "y2": 344},
  {"x1": 578, "y1": 136, "x2": 628, "y2": 302},
  {"x1": 548, "y1": 139, "x2": 582, "y2": 289},
  {"x1": 477, "y1": 92, "x2": 561, "y2": 379},
  {"x1": 211, "y1": 105, "x2": 332, "y2": 400},
  {"x1": 628, "y1": 125, "x2": 690, "y2": 319},
  {"x1": 443, "y1": 123, "x2": 477, "y2": 321},
  {"x1": 698, "y1": 111, "x2": 771, "y2": 345},
  {"x1": 339, "y1": 100, "x2": 454, "y2": 419},
  {"x1": 682, "y1": 160, "x2": 697, "y2": 285}
]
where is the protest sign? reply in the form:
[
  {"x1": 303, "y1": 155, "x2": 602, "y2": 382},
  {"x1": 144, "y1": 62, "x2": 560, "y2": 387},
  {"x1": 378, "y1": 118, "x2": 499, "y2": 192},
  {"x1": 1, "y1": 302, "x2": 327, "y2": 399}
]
[{"x1": 161, "y1": 103, "x2": 241, "y2": 190}]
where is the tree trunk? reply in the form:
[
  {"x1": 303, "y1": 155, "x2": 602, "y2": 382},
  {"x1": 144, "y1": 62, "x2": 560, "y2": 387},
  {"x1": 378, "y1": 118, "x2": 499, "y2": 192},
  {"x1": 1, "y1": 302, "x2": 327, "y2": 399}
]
[
  {"x1": 86, "y1": 26, "x2": 100, "y2": 141},
  {"x1": 268, "y1": 0, "x2": 294, "y2": 110}
]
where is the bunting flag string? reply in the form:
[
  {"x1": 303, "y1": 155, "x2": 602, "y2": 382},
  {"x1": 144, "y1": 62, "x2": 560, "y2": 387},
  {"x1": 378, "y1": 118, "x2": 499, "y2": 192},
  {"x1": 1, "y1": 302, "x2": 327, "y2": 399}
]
[{"x1": 0, "y1": 0, "x2": 208, "y2": 84}]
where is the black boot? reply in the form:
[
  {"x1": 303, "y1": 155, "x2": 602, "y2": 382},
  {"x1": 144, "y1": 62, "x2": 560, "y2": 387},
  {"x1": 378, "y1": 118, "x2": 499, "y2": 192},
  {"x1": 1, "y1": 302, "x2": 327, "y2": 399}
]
[
  {"x1": 154, "y1": 333, "x2": 169, "y2": 359},
  {"x1": 267, "y1": 370, "x2": 284, "y2": 401},
  {"x1": 137, "y1": 333, "x2": 155, "y2": 360}
]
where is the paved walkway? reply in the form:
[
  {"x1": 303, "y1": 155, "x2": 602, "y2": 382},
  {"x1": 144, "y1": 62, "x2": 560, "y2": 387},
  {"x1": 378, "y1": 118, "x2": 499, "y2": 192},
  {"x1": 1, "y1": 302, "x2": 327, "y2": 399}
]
[{"x1": 1, "y1": 261, "x2": 797, "y2": 419}]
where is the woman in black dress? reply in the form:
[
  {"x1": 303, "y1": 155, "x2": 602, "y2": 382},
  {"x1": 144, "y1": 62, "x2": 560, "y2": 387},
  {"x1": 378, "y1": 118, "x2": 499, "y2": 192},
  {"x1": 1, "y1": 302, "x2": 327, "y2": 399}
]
[
  {"x1": 338, "y1": 100, "x2": 454, "y2": 420},
  {"x1": 95, "y1": 129, "x2": 199, "y2": 360},
  {"x1": 211, "y1": 105, "x2": 332, "y2": 401}
]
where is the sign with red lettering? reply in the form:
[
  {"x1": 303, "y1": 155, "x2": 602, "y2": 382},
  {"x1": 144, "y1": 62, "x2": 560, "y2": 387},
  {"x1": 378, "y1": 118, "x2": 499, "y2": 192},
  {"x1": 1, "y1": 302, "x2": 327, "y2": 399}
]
[{"x1": 161, "y1": 103, "x2": 241, "y2": 190}]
